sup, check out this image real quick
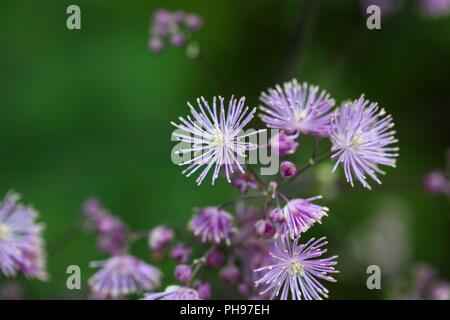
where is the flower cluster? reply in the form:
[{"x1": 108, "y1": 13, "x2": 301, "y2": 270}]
[
  {"x1": 395, "y1": 264, "x2": 450, "y2": 300},
  {"x1": 3, "y1": 5, "x2": 450, "y2": 302},
  {"x1": 164, "y1": 75, "x2": 404, "y2": 299},
  {"x1": 148, "y1": 9, "x2": 202, "y2": 53},
  {"x1": 0, "y1": 192, "x2": 47, "y2": 281}
]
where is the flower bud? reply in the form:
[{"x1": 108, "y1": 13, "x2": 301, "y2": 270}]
[
  {"x1": 174, "y1": 264, "x2": 192, "y2": 284},
  {"x1": 254, "y1": 219, "x2": 276, "y2": 238},
  {"x1": 424, "y1": 171, "x2": 446, "y2": 193},
  {"x1": 149, "y1": 37, "x2": 164, "y2": 53},
  {"x1": 195, "y1": 281, "x2": 212, "y2": 299},
  {"x1": 269, "y1": 132, "x2": 298, "y2": 156},
  {"x1": 149, "y1": 226, "x2": 174, "y2": 252},
  {"x1": 269, "y1": 207, "x2": 284, "y2": 223},
  {"x1": 280, "y1": 161, "x2": 297, "y2": 178},
  {"x1": 170, "y1": 243, "x2": 192, "y2": 263},
  {"x1": 237, "y1": 283, "x2": 249, "y2": 296},
  {"x1": 170, "y1": 33, "x2": 185, "y2": 47},
  {"x1": 219, "y1": 265, "x2": 240, "y2": 284},
  {"x1": 185, "y1": 14, "x2": 203, "y2": 31},
  {"x1": 205, "y1": 248, "x2": 224, "y2": 268}
]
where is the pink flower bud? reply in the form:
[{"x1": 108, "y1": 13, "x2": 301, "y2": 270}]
[
  {"x1": 174, "y1": 264, "x2": 192, "y2": 284},
  {"x1": 280, "y1": 161, "x2": 297, "y2": 178}
]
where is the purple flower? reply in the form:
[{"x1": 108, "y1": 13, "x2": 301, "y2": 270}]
[
  {"x1": 170, "y1": 33, "x2": 185, "y2": 47},
  {"x1": 420, "y1": 0, "x2": 450, "y2": 16},
  {"x1": 148, "y1": 37, "x2": 164, "y2": 53},
  {"x1": 148, "y1": 226, "x2": 174, "y2": 252},
  {"x1": 269, "y1": 131, "x2": 299, "y2": 156},
  {"x1": 237, "y1": 283, "x2": 249, "y2": 296},
  {"x1": 153, "y1": 9, "x2": 172, "y2": 24},
  {"x1": 149, "y1": 9, "x2": 202, "y2": 53},
  {"x1": 260, "y1": 79, "x2": 335, "y2": 137},
  {"x1": 230, "y1": 169, "x2": 259, "y2": 193},
  {"x1": 143, "y1": 285, "x2": 200, "y2": 300},
  {"x1": 83, "y1": 198, "x2": 128, "y2": 255},
  {"x1": 278, "y1": 196, "x2": 329, "y2": 239},
  {"x1": 170, "y1": 243, "x2": 192, "y2": 263},
  {"x1": 254, "y1": 237, "x2": 338, "y2": 300},
  {"x1": 195, "y1": 281, "x2": 212, "y2": 299},
  {"x1": 0, "y1": 281, "x2": 23, "y2": 300},
  {"x1": 329, "y1": 95, "x2": 399, "y2": 189},
  {"x1": 254, "y1": 219, "x2": 276, "y2": 238},
  {"x1": 89, "y1": 255, "x2": 161, "y2": 298},
  {"x1": 424, "y1": 171, "x2": 448, "y2": 194},
  {"x1": 232, "y1": 205, "x2": 275, "y2": 297},
  {"x1": 219, "y1": 264, "x2": 240, "y2": 284},
  {"x1": 280, "y1": 161, "x2": 297, "y2": 178},
  {"x1": 188, "y1": 207, "x2": 235, "y2": 245},
  {"x1": 205, "y1": 248, "x2": 225, "y2": 268},
  {"x1": 0, "y1": 192, "x2": 47, "y2": 280},
  {"x1": 174, "y1": 264, "x2": 192, "y2": 283},
  {"x1": 431, "y1": 282, "x2": 450, "y2": 300},
  {"x1": 185, "y1": 14, "x2": 203, "y2": 30},
  {"x1": 172, "y1": 96, "x2": 264, "y2": 185},
  {"x1": 269, "y1": 207, "x2": 285, "y2": 223}
]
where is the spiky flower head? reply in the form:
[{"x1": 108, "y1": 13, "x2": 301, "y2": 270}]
[
  {"x1": 254, "y1": 237, "x2": 338, "y2": 300},
  {"x1": 89, "y1": 255, "x2": 161, "y2": 298},
  {"x1": 0, "y1": 192, "x2": 47, "y2": 280},
  {"x1": 188, "y1": 207, "x2": 235, "y2": 245},
  {"x1": 143, "y1": 285, "x2": 201, "y2": 300},
  {"x1": 260, "y1": 79, "x2": 335, "y2": 137},
  {"x1": 278, "y1": 196, "x2": 329, "y2": 239},
  {"x1": 329, "y1": 95, "x2": 399, "y2": 189},
  {"x1": 172, "y1": 96, "x2": 263, "y2": 185}
]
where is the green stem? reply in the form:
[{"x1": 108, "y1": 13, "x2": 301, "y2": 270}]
[
  {"x1": 246, "y1": 164, "x2": 266, "y2": 189},
  {"x1": 188, "y1": 245, "x2": 217, "y2": 287},
  {"x1": 48, "y1": 221, "x2": 82, "y2": 257},
  {"x1": 218, "y1": 194, "x2": 265, "y2": 210},
  {"x1": 192, "y1": 52, "x2": 231, "y2": 96},
  {"x1": 284, "y1": 151, "x2": 332, "y2": 186}
]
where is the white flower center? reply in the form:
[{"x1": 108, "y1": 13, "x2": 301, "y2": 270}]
[
  {"x1": 350, "y1": 132, "x2": 364, "y2": 152},
  {"x1": 294, "y1": 109, "x2": 308, "y2": 126},
  {"x1": 288, "y1": 260, "x2": 305, "y2": 277},
  {"x1": 211, "y1": 128, "x2": 226, "y2": 146},
  {"x1": 0, "y1": 223, "x2": 11, "y2": 241}
]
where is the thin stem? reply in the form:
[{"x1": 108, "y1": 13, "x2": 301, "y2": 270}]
[
  {"x1": 284, "y1": 150, "x2": 332, "y2": 186},
  {"x1": 282, "y1": 0, "x2": 321, "y2": 78},
  {"x1": 48, "y1": 221, "x2": 82, "y2": 257},
  {"x1": 191, "y1": 52, "x2": 231, "y2": 96},
  {"x1": 312, "y1": 136, "x2": 320, "y2": 162},
  {"x1": 218, "y1": 194, "x2": 265, "y2": 210},
  {"x1": 246, "y1": 164, "x2": 266, "y2": 188},
  {"x1": 188, "y1": 245, "x2": 217, "y2": 287}
]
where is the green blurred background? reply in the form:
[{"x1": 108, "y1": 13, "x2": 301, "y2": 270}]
[{"x1": 0, "y1": 0, "x2": 449, "y2": 299}]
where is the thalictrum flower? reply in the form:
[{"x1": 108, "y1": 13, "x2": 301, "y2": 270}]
[
  {"x1": 188, "y1": 207, "x2": 235, "y2": 245},
  {"x1": 89, "y1": 255, "x2": 161, "y2": 298},
  {"x1": 260, "y1": 79, "x2": 335, "y2": 137},
  {"x1": 0, "y1": 192, "x2": 47, "y2": 280},
  {"x1": 254, "y1": 237, "x2": 338, "y2": 300},
  {"x1": 143, "y1": 285, "x2": 201, "y2": 300},
  {"x1": 329, "y1": 95, "x2": 399, "y2": 189},
  {"x1": 278, "y1": 196, "x2": 329, "y2": 239},
  {"x1": 172, "y1": 96, "x2": 264, "y2": 185}
]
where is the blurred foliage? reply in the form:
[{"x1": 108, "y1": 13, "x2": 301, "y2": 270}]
[{"x1": 0, "y1": 0, "x2": 449, "y2": 299}]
